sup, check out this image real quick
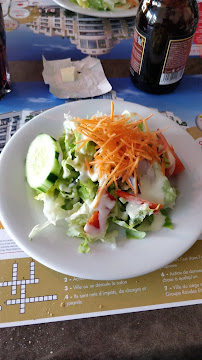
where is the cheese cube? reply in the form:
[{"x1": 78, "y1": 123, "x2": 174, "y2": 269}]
[{"x1": 60, "y1": 66, "x2": 78, "y2": 83}]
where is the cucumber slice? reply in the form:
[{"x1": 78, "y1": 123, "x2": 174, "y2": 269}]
[{"x1": 25, "y1": 134, "x2": 61, "y2": 192}]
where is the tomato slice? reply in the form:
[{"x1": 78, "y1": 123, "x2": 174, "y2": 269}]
[
  {"x1": 158, "y1": 132, "x2": 170, "y2": 151},
  {"x1": 116, "y1": 190, "x2": 163, "y2": 213},
  {"x1": 97, "y1": 187, "x2": 116, "y2": 202},
  {"x1": 168, "y1": 144, "x2": 185, "y2": 176},
  {"x1": 107, "y1": 192, "x2": 116, "y2": 202},
  {"x1": 87, "y1": 211, "x2": 100, "y2": 229},
  {"x1": 158, "y1": 132, "x2": 185, "y2": 177}
]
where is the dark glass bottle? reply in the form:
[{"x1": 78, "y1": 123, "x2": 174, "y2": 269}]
[
  {"x1": 0, "y1": 4, "x2": 11, "y2": 100},
  {"x1": 130, "y1": 0, "x2": 199, "y2": 94}
]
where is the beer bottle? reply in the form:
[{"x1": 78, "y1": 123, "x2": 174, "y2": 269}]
[
  {"x1": 0, "y1": 4, "x2": 11, "y2": 100},
  {"x1": 130, "y1": 0, "x2": 199, "y2": 94}
]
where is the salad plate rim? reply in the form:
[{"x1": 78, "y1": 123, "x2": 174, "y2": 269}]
[{"x1": 53, "y1": 0, "x2": 138, "y2": 18}]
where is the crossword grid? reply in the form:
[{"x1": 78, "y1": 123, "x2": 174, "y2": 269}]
[{"x1": 0, "y1": 262, "x2": 58, "y2": 313}]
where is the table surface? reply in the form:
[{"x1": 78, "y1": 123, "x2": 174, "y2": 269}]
[
  {"x1": 0, "y1": 58, "x2": 201, "y2": 360},
  {"x1": 0, "y1": 2, "x2": 202, "y2": 358}
]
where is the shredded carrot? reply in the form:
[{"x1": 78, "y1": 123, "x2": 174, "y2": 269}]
[
  {"x1": 74, "y1": 101, "x2": 166, "y2": 205},
  {"x1": 85, "y1": 158, "x2": 91, "y2": 175},
  {"x1": 76, "y1": 139, "x2": 89, "y2": 152},
  {"x1": 143, "y1": 114, "x2": 153, "y2": 132},
  {"x1": 126, "y1": 178, "x2": 136, "y2": 193},
  {"x1": 161, "y1": 161, "x2": 165, "y2": 175},
  {"x1": 111, "y1": 101, "x2": 114, "y2": 120},
  {"x1": 113, "y1": 175, "x2": 118, "y2": 189}
]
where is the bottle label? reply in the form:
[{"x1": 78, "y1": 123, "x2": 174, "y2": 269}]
[
  {"x1": 130, "y1": 27, "x2": 146, "y2": 75},
  {"x1": 159, "y1": 35, "x2": 194, "y2": 85}
]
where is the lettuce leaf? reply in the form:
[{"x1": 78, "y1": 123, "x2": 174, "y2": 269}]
[
  {"x1": 113, "y1": 219, "x2": 146, "y2": 240},
  {"x1": 79, "y1": 238, "x2": 90, "y2": 253},
  {"x1": 163, "y1": 179, "x2": 177, "y2": 206},
  {"x1": 70, "y1": 0, "x2": 128, "y2": 11},
  {"x1": 78, "y1": 178, "x2": 98, "y2": 201},
  {"x1": 160, "y1": 208, "x2": 173, "y2": 229}
]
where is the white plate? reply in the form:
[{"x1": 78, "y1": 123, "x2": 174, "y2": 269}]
[
  {"x1": 53, "y1": 0, "x2": 138, "y2": 18},
  {"x1": 0, "y1": 100, "x2": 201, "y2": 280}
]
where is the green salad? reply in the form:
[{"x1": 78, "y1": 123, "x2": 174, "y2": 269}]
[
  {"x1": 26, "y1": 104, "x2": 185, "y2": 253},
  {"x1": 69, "y1": 0, "x2": 138, "y2": 11}
]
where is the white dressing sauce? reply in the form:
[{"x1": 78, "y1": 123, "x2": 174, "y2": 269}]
[
  {"x1": 78, "y1": 163, "x2": 89, "y2": 182},
  {"x1": 88, "y1": 165, "x2": 99, "y2": 182},
  {"x1": 139, "y1": 163, "x2": 166, "y2": 205},
  {"x1": 126, "y1": 203, "x2": 148, "y2": 220},
  {"x1": 149, "y1": 212, "x2": 165, "y2": 232},
  {"x1": 59, "y1": 183, "x2": 71, "y2": 193},
  {"x1": 99, "y1": 174, "x2": 108, "y2": 187},
  {"x1": 61, "y1": 161, "x2": 71, "y2": 179},
  {"x1": 69, "y1": 200, "x2": 92, "y2": 221},
  {"x1": 140, "y1": 174, "x2": 165, "y2": 205},
  {"x1": 77, "y1": 133, "x2": 87, "y2": 155},
  {"x1": 84, "y1": 192, "x2": 116, "y2": 238},
  {"x1": 77, "y1": 160, "x2": 99, "y2": 183}
]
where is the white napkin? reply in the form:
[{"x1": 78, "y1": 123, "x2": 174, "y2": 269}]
[{"x1": 42, "y1": 56, "x2": 112, "y2": 99}]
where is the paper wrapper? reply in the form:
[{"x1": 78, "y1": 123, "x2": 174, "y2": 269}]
[{"x1": 42, "y1": 56, "x2": 112, "y2": 99}]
